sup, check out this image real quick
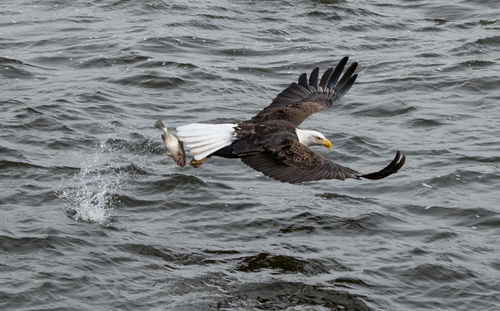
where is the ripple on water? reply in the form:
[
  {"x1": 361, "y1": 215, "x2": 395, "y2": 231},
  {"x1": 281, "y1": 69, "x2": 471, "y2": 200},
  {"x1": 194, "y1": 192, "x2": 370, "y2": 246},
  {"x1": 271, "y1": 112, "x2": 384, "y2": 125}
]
[
  {"x1": 235, "y1": 252, "x2": 333, "y2": 275},
  {"x1": 219, "y1": 281, "x2": 372, "y2": 310},
  {"x1": 107, "y1": 73, "x2": 186, "y2": 89},
  {"x1": 0, "y1": 57, "x2": 37, "y2": 79},
  {"x1": 76, "y1": 53, "x2": 150, "y2": 69}
]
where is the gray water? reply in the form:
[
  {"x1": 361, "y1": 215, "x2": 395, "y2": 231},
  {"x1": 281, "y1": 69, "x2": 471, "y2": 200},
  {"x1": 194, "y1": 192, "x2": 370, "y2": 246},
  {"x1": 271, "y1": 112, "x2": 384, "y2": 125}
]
[{"x1": 1, "y1": 1, "x2": 499, "y2": 310}]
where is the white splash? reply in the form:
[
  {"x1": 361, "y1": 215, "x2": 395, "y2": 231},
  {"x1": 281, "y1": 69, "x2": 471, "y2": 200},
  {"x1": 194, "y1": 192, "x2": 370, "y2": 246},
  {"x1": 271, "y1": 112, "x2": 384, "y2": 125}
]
[{"x1": 59, "y1": 143, "x2": 125, "y2": 224}]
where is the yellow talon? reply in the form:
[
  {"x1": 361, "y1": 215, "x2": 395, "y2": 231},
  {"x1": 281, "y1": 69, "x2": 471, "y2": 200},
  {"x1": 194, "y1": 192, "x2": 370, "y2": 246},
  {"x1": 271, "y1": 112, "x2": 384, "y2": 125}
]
[{"x1": 190, "y1": 157, "x2": 208, "y2": 168}]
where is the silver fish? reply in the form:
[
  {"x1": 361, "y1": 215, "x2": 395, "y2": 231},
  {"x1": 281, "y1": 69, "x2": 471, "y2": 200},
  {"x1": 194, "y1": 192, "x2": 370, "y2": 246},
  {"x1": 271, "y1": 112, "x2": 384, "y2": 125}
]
[{"x1": 154, "y1": 120, "x2": 186, "y2": 167}]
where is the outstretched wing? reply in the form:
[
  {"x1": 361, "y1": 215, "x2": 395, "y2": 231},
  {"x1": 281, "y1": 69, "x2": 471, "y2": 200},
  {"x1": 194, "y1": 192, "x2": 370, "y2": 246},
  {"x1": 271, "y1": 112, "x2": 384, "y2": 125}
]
[
  {"x1": 251, "y1": 57, "x2": 358, "y2": 127},
  {"x1": 240, "y1": 139, "x2": 405, "y2": 183}
]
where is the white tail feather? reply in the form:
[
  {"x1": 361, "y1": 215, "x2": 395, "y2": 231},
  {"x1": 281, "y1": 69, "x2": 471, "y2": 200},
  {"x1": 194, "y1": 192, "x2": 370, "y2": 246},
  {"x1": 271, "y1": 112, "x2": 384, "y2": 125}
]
[
  {"x1": 191, "y1": 142, "x2": 229, "y2": 159},
  {"x1": 183, "y1": 137, "x2": 225, "y2": 148},
  {"x1": 177, "y1": 123, "x2": 237, "y2": 160},
  {"x1": 191, "y1": 140, "x2": 228, "y2": 153},
  {"x1": 181, "y1": 134, "x2": 229, "y2": 144}
]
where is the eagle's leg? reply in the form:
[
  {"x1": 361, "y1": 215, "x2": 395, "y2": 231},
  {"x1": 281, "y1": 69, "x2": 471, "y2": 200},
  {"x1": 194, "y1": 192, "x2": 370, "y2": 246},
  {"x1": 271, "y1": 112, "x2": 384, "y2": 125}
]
[
  {"x1": 189, "y1": 145, "x2": 237, "y2": 168},
  {"x1": 190, "y1": 157, "x2": 208, "y2": 168}
]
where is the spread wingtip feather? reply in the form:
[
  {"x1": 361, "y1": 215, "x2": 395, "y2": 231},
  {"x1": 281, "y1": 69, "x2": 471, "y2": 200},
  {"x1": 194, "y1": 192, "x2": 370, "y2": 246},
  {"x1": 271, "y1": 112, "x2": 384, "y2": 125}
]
[{"x1": 359, "y1": 151, "x2": 406, "y2": 180}]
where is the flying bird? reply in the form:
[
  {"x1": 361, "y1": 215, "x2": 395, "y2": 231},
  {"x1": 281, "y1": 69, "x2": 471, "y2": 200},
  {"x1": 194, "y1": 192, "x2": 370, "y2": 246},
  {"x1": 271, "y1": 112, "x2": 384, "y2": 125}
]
[{"x1": 173, "y1": 57, "x2": 405, "y2": 183}]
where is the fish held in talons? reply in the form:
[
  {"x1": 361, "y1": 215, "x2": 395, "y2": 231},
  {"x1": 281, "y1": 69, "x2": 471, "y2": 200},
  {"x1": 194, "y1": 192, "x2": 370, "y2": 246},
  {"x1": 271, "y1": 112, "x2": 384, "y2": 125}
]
[{"x1": 154, "y1": 120, "x2": 186, "y2": 167}]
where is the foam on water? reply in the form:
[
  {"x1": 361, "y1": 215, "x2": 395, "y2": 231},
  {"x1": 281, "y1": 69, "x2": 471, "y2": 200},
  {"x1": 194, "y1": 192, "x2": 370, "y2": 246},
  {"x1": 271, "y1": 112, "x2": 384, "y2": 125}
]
[{"x1": 59, "y1": 142, "x2": 126, "y2": 224}]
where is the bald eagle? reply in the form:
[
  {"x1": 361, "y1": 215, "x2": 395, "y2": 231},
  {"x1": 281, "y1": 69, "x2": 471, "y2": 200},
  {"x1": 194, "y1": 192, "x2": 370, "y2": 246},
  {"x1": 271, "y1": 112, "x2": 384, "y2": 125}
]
[{"x1": 175, "y1": 57, "x2": 405, "y2": 183}]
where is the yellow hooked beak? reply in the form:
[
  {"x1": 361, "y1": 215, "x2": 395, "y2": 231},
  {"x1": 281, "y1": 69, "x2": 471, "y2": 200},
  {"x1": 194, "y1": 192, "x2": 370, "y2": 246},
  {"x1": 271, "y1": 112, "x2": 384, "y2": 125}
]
[{"x1": 322, "y1": 138, "x2": 332, "y2": 149}]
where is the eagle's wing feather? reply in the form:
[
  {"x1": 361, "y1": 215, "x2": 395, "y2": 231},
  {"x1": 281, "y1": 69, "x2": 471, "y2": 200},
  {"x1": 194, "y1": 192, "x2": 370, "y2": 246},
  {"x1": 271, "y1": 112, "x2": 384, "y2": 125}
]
[
  {"x1": 358, "y1": 151, "x2": 406, "y2": 180},
  {"x1": 240, "y1": 139, "x2": 405, "y2": 183},
  {"x1": 251, "y1": 57, "x2": 358, "y2": 127}
]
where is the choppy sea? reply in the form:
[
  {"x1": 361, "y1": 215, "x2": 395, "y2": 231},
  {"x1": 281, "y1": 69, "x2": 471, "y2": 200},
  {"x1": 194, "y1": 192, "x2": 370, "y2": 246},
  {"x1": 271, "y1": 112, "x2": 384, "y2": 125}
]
[{"x1": 1, "y1": 1, "x2": 499, "y2": 310}]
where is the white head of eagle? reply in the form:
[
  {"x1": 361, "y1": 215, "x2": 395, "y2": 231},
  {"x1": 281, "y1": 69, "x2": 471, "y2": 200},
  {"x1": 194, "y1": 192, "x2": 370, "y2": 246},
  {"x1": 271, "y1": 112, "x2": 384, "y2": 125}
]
[{"x1": 295, "y1": 129, "x2": 332, "y2": 149}]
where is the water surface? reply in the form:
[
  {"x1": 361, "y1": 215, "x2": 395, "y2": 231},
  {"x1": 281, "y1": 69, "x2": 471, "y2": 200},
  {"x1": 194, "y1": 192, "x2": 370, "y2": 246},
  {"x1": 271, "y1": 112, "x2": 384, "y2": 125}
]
[{"x1": 1, "y1": 0, "x2": 499, "y2": 310}]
